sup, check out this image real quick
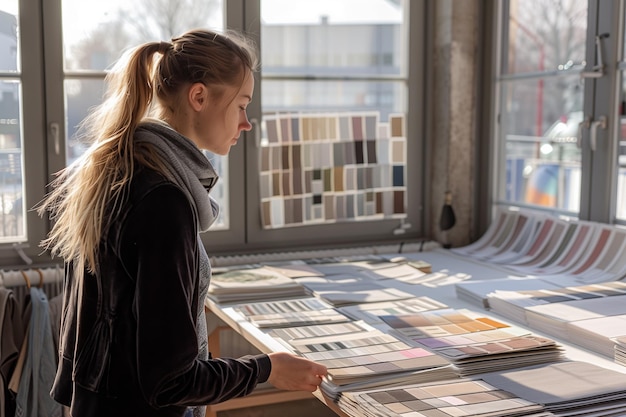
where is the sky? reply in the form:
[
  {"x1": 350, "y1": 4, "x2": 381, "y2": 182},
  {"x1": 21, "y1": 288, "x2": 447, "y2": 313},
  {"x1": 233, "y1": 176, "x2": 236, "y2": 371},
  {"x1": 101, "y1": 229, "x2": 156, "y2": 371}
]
[{"x1": 2, "y1": 1, "x2": 17, "y2": 15}]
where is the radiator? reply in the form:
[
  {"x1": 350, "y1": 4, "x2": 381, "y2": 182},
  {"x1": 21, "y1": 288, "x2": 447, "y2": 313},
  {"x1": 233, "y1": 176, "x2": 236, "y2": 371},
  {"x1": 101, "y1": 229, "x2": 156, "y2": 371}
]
[{"x1": 210, "y1": 240, "x2": 438, "y2": 267}]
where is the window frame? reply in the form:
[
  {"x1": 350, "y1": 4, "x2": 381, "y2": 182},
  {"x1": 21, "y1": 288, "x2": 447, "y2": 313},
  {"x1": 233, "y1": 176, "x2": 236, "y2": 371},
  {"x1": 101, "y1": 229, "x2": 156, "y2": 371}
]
[
  {"x1": 490, "y1": 0, "x2": 626, "y2": 227},
  {"x1": 208, "y1": 0, "x2": 426, "y2": 256},
  {"x1": 0, "y1": 0, "x2": 50, "y2": 266},
  {"x1": 12, "y1": 0, "x2": 427, "y2": 263}
]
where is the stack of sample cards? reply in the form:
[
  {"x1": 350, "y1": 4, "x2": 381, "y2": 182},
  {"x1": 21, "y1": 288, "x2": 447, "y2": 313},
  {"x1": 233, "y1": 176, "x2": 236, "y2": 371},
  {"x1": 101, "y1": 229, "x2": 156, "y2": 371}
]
[
  {"x1": 338, "y1": 297, "x2": 448, "y2": 325},
  {"x1": 380, "y1": 309, "x2": 564, "y2": 376},
  {"x1": 232, "y1": 297, "x2": 350, "y2": 328},
  {"x1": 338, "y1": 378, "x2": 550, "y2": 417},
  {"x1": 454, "y1": 277, "x2": 561, "y2": 309},
  {"x1": 479, "y1": 361, "x2": 626, "y2": 416},
  {"x1": 338, "y1": 361, "x2": 626, "y2": 417},
  {"x1": 486, "y1": 280, "x2": 626, "y2": 325},
  {"x1": 295, "y1": 274, "x2": 415, "y2": 306},
  {"x1": 207, "y1": 266, "x2": 308, "y2": 303},
  {"x1": 279, "y1": 325, "x2": 456, "y2": 400},
  {"x1": 524, "y1": 294, "x2": 626, "y2": 341},
  {"x1": 614, "y1": 335, "x2": 626, "y2": 366},
  {"x1": 565, "y1": 315, "x2": 626, "y2": 358}
]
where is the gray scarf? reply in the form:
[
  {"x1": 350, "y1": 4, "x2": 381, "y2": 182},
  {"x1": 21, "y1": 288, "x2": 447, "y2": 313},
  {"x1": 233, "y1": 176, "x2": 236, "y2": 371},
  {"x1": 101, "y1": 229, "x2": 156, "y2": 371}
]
[{"x1": 134, "y1": 120, "x2": 219, "y2": 232}]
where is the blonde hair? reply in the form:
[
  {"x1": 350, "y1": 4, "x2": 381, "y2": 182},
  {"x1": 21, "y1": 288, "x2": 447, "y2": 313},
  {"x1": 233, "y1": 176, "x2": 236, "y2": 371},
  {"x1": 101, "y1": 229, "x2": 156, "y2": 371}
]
[{"x1": 38, "y1": 29, "x2": 258, "y2": 275}]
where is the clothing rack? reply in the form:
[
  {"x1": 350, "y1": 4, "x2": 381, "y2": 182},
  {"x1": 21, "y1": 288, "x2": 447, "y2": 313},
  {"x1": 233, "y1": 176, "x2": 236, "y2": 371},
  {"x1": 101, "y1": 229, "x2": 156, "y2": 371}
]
[
  {"x1": 0, "y1": 264, "x2": 65, "y2": 417},
  {"x1": 0, "y1": 266, "x2": 64, "y2": 300}
]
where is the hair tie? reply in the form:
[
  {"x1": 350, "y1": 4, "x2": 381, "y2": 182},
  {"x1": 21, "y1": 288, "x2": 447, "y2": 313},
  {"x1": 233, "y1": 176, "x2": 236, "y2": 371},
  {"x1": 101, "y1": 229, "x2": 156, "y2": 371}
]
[{"x1": 158, "y1": 41, "x2": 171, "y2": 54}]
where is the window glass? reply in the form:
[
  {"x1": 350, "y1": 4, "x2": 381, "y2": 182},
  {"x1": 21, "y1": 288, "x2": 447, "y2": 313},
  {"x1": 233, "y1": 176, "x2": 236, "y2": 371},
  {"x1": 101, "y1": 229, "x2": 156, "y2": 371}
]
[
  {"x1": 615, "y1": 72, "x2": 626, "y2": 220},
  {"x1": 499, "y1": 75, "x2": 583, "y2": 212},
  {"x1": 0, "y1": 2, "x2": 25, "y2": 242},
  {"x1": 614, "y1": 17, "x2": 626, "y2": 222},
  {"x1": 0, "y1": 5, "x2": 18, "y2": 73},
  {"x1": 260, "y1": 0, "x2": 407, "y2": 230},
  {"x1": 497, "y1": 1, "x2": 586, "y2": 215},
  {"x1": 505, "y1": 0, "x2": 587, "y2": 74},
  {"x1": 65, "y1": 79, "x2": 105, "y2": 165},
  {"x1": 61, "y1": 0, "x2": 228, "y2": 227}
]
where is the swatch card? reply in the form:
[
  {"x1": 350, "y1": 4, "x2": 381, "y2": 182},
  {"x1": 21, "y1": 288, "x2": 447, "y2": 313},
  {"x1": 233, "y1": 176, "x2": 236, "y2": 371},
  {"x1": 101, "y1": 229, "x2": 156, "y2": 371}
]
[
  {"x1": 344, "y1": 378, "x2": 548, "y2": 417},
  {"x1": 232, "y1": 296, "x2": 350, "y2": 328},
  {"x1": 283, "y1": 328, "x2": 451, "y2": 386},
  {"x1": 379, "y1": 308, "x2": 562, "y2": 374}
]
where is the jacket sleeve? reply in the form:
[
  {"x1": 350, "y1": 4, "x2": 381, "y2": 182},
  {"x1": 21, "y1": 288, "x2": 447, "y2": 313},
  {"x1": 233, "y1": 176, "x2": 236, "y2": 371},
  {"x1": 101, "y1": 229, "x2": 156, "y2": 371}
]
[{"x1": 119, "y1": 184, "x2": 271, "y2": 408}]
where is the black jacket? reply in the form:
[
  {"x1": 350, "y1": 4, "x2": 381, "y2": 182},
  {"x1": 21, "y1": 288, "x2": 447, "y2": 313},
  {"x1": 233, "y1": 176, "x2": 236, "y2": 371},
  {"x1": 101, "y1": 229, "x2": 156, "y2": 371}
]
[{"x1": 51, "y1": 166, "x2": 271, "y2": 417}]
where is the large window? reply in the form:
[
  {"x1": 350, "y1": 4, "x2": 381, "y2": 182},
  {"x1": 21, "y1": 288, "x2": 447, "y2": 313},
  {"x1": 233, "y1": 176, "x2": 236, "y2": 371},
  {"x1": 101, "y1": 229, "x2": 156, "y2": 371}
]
[
  {"x1": 494, "y1": 0, "x2": 587, "y2": 217},
  {"x1": 236, "y1": 0, "x2": 418, "y2": 252},
  {"x1": 8, "y1": 0, "x2": 421, "y2": 263},
  {"x1": 494, "y1": 0, "x2": 626, "y2": 226}
]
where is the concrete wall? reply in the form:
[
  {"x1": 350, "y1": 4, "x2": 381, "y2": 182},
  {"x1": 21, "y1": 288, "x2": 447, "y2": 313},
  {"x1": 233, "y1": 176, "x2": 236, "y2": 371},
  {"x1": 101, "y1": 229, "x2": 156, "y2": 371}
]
[{"x1": 428, "y1": 0, "x2": 480, "y2": 248}]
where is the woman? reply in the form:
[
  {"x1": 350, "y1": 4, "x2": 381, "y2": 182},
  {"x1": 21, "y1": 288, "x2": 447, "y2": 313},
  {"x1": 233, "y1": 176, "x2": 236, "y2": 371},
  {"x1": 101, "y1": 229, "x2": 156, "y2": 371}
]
[{"x1": 38, "y1": 29, "x2": 327, "y2": 417}]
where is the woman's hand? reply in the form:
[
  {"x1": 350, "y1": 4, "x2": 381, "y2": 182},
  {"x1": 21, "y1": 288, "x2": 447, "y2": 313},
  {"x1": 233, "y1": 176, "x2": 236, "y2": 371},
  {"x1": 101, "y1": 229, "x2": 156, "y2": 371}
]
[{"x1": 267, "y1": 352, "x2": 328, "y2": 392}]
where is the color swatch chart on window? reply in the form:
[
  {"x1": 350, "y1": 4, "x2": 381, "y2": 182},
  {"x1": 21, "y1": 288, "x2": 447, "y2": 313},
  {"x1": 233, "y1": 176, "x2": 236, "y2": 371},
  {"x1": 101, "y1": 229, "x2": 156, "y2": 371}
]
[{"x1": 259, "y1": 112, "x2": 407, "y2": 229}]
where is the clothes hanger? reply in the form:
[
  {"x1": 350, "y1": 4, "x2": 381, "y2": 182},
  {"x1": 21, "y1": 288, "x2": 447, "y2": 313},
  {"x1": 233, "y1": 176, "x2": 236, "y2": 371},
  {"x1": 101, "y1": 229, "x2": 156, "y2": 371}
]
[
  {"x1": 35, "y1": 268, "x2": 44, "y2": 288},
  {"x1": 20, "y1": 270, "x2": 31, "y2": 289}
]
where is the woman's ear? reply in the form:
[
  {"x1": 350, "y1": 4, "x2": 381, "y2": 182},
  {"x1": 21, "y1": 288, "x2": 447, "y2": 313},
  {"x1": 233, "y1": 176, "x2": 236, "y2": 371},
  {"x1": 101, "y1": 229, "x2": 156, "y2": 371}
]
[{"x1": 188, "y1": 82, "x2": 208, "y2": 112}]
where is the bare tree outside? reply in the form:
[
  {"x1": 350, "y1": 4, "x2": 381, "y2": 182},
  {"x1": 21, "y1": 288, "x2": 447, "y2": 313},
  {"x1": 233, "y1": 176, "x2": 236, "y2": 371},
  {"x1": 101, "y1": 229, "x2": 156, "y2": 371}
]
[
  {"x1": 509, "y1": 0, "x2": 587, "y2": 73},
  {"x1": 117, "y1": 0, "x2": 221, "y2": 44},
  {"x1": 508, "y1": 0, "x2": 587, "y2": 135},
  {"x1": 64, "y1": 0, "x2": 221, "y2": 71}
]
